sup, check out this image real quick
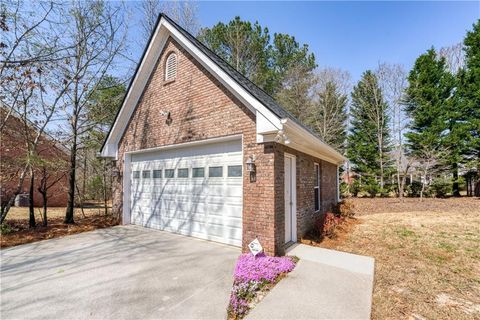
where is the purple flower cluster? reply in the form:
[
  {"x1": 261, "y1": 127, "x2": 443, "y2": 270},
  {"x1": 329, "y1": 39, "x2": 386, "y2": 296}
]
[
  {"x1": 229, "y1": 281, "x2": 259, "y2": 316},
  {"x1": 233, "y1": 253, "x2": 296, "y2": 283},
  {"x1": 228, "y1": 253, "x2": 296, "y2": 318}
]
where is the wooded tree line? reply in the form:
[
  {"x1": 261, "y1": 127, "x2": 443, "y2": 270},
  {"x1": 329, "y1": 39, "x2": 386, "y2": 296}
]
[
  {"x1": 198, "y1": 17, "x2": 480, "y2": 198},
  {"x1": 1, "y1": 1, "x2": 478, "y2": 229},
  {"x1": 0, "y1": 0, "x2": 200, "y2": 226}
]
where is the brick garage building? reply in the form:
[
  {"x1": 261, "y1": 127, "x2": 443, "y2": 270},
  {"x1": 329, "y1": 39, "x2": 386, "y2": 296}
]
[
  {"x1": 100, "y1": 14, "x2": 345, "y2": 256},
  {"x1": 0, "y1": 108, "x2": 68, "y2": 208}
]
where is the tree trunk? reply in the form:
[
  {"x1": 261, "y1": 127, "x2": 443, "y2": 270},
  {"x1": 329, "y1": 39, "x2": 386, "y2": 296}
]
[
  {"x1": 452, "y1": 162, "x2": 460, "y2": 197},
  {"x1": 28, "y1": 169, "x2": 36, "y2": 228},
  {"x1": 82, "y1": 150, "x2": 87, "y2": 206},
  {"x1": 42, "y1": 192, "x2": 48, "y2": 227},
  {"x1": 65, "y1": 135, "x2": 77, "y2": 224},
  {"x1": 0, "y1": 164, "x2": 30, "y2": 224},
  {"x1": 420, "y1": 182, "x2": 425, "y2": 201},
  {"x1": 400, "y1": 175, "x2": 407, "y2": 200}
]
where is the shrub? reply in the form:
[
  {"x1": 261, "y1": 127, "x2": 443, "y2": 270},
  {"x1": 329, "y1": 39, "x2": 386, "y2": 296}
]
[
  {"x1": 337, "y1": 200, "x2": 356, "y2": 218},
  {"x1": 323, "y1": 212, "x2": 342, "y2": 238},
  {"x1": 407, "y1": 181, "x2": 423, "y2": 197},
  {"x1": 364, "y1": 181, "x2": 380, "y2": 198},
  {"x1": 430, "y1": 177, "x2": 452, "y2": 198},
  {"x1": 380, "y1": 184, "x2": 396, "y2": 197},
  {"x1": 351, "y1": 180, "x2": 361, "y2": 197},
  {"x1": 0, "y1": 223, "x2": 15, "y2": 235},
  {"x1": 340, "y1": 181, "x2": 351, "y2": 198}
]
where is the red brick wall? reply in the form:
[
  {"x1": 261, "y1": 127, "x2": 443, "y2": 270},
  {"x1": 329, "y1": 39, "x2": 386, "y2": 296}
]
[
  {"x1": 113, "y1": 37, "x2": 278, "y2": 254},
  {"x1": 0, "y1": 109, "x2": 68, "y2": 207},
  {"x1": 274, "y1": 145, "x2": 338, "y2": 254},
  {"x1": 113, "y1": 37, "x2": 339, "y2": 256}
]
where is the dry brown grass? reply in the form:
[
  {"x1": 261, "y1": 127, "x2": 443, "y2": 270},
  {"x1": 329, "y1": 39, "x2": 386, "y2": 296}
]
[
  {"x1": 6, "y1": 201, "x2": 110, "y2": 221},
  {"x1": 323, "y1": 198, "x2": 480, "y2": 320},
  {"x1": 1, "y1": 204, "x2": 117, "y2": 248}
]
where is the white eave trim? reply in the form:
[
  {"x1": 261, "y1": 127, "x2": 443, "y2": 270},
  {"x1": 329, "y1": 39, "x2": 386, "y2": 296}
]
[
  {"x1": 259, "y1": 118, "x2": 346, "y2": 165},
  {"x1": 281, "y1": 118, "x2": 346, "y2": 165}
]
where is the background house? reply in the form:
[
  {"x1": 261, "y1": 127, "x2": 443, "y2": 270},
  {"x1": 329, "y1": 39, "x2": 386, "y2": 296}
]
[{"x1": 0, "y1": 107, "x2": 69, "y2": 208}]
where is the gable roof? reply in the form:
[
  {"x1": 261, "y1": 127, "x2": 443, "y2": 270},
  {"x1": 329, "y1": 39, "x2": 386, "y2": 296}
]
[{"x1": 100, "y1": 13, "x2": 346, "y2": 164}]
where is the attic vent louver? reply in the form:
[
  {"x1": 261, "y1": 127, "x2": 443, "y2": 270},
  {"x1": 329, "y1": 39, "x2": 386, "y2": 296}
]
[{"x1": 165, "y1": 52, "x2": 177, "y2": 81}]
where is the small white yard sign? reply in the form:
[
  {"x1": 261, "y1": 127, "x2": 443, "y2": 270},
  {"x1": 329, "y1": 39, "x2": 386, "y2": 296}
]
[{"x1": 248, "y1": 238, "x2": 263, "y2": 256}]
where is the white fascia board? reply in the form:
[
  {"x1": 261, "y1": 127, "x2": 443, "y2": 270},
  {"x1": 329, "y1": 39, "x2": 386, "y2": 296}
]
[
  {"x1": 101, "y1": 17, "x2": 281, "y2": 159},
  {"x1": 280, "y1": 119, "x2": 346, "y2": 165}
]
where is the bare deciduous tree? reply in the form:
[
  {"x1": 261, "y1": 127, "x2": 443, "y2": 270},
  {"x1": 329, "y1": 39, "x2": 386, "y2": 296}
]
[
  {"x1": 308, "y1": 81, "x2": 348, "y2": 152},
  {"x1": 439, "y1": 43, "x2": 465, "y2": 74},
  {"x1": 0, "y1": 1, "x2": 72, "y2": 223},
  {"x1": 413, "y1": 145, "x2": 449, "y2": 200},
  {"x1": 59, "y1": 0, "x2": 127, "y2": 224},
  {"x1": 376, "y1": 63, "x2": 408, "y2": 197},
  {"x1": 141, "y1": 0, "x2": 199, "y2": 43},
  {"x1": 315, "y1": 67, "x2": 352, "y2": 97}
]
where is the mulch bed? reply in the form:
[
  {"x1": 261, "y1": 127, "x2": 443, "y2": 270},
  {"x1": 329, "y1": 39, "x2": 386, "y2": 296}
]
[
  {"x1": 1, "y1": 215, "x2": 119, "y2": 248},
  {"x1": 348, "y1": 197, "x2": 480, "y2": 215},
  {"x1": 301, "y1": 217, "x2": 361, "y2": 249}
]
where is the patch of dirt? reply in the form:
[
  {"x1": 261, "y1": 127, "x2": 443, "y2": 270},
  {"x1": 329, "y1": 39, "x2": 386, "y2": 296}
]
[
  {"x1": 1, "y1": 214, "x2": 118, "y2": 248},
  {"x1": 348, "y1": 197, "x2": 480, "y2": 215},
  {"x1": 436, "y1": 293, "x2": 480, "y2": 315}
]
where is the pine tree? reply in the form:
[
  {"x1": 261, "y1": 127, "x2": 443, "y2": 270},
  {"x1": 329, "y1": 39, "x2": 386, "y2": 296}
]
[
  {"x1": 457, "y1": 20, "x2": 480, "y2": 171},
  {"x1": 347, "y1": 71, "x2": 391, "y2": 191},
  {"x1": 198, "y1": 17, "x2": 316, "y2": 96},
  {"x1": 404, "y1": 48, "x2": 459, "y2": 194},
  {"x1": 308, "y1": 81, "x2": 348, "y2": 152}
]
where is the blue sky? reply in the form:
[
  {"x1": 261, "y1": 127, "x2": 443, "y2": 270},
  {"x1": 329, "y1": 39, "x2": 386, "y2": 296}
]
[{"x1": 194, "y1": 1, "x2": 479, "y2": 81}]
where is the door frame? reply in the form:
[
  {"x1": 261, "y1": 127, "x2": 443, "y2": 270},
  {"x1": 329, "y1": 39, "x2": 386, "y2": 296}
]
[{"x1": 284, "y1": 153, "x2": 297, "y2": 244}]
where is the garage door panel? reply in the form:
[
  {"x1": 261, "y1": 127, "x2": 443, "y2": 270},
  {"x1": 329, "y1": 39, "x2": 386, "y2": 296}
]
[{"x1": 130, "y1": 139, "x2": 243, "y2": 246}]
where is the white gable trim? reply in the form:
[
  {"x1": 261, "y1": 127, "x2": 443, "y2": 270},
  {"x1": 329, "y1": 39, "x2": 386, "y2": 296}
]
[{"x1": 101, "y1": 17, "x2": 280, "y2": 159}]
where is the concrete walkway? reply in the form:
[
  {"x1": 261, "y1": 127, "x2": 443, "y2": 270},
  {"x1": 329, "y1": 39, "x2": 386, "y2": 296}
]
[{"x1": 247, "y1": 244, "x2": 375, "y2": 320}]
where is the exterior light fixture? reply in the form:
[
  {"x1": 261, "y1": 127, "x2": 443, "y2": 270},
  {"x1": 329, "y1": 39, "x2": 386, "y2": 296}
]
[
  {"x1": 246, "y1": 155, "x2": 256, "y2": 183},
  {"x1": 274, "y1": 129, "x2": 290, "y2": 145},
  {"x1": 160, "y1": 110, "x2": 172, "y2": 125},
  {"x1": 246, "y1": 155, "x2": 256, "y2": 172},
  {"x1": 112, "y1": 167, "x2": 120, "y2": 178}
]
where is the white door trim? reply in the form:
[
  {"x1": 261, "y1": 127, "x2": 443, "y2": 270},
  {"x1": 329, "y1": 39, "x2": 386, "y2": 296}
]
[
  {"x1": 284, "y1": 153, "x2": 297, "y2": 243},
  {"x1": 123, "y1": 152, "x2": 131, "y2": 225}
]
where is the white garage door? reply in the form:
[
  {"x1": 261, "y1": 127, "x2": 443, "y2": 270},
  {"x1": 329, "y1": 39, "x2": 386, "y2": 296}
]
[{"x1": 129, "y1": 139, "x2": 243, "y2": 246}]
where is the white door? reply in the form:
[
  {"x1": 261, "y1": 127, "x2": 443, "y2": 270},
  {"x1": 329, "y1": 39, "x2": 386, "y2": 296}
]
[
  {"x1": 284, "y1": 153, "x2": 296, "y2": 243},
  {"x1": 129, "y1": 139, "x2": 243, "y2": 247}
]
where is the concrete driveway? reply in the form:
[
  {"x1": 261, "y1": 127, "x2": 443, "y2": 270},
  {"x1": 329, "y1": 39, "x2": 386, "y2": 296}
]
[{"x1": 0, "y1": 225, "x2": 239, "y2": 320}]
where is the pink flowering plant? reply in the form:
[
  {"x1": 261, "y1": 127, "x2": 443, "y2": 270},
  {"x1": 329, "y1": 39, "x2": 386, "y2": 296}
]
[{"x1": 227, "y1": 253, "x2": 297, "y2": 319}]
